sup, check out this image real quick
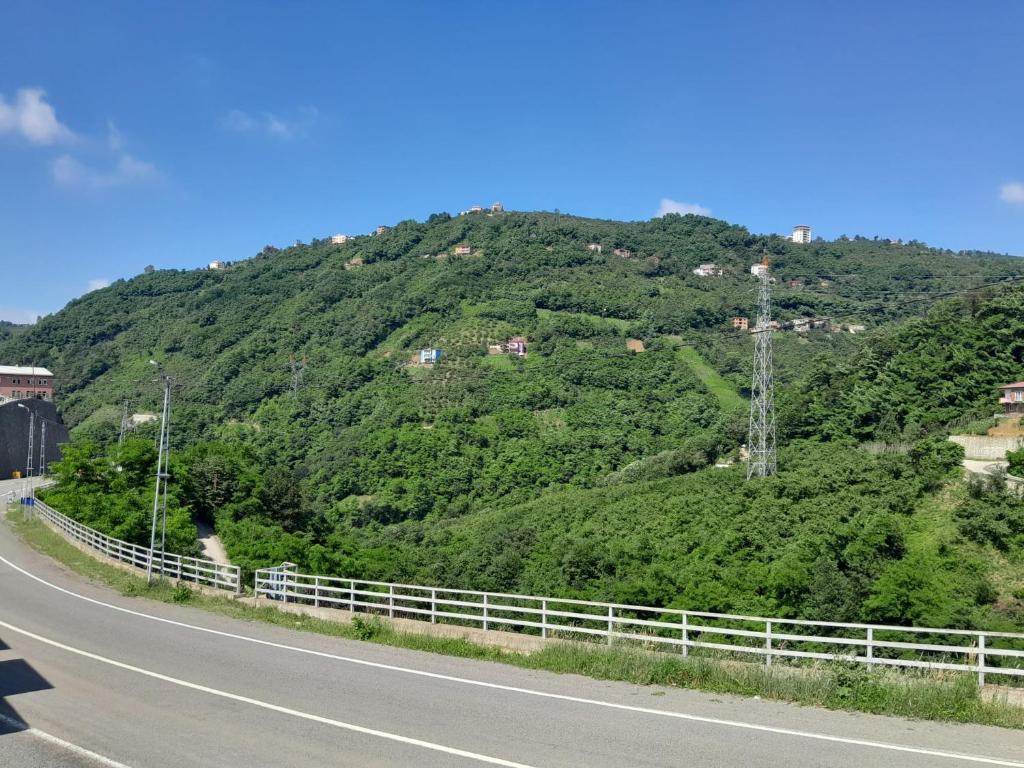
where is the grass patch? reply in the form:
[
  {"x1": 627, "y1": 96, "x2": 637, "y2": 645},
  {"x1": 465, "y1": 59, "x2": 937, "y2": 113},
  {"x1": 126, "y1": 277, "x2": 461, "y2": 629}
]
[
  {"x1": 676, "y1": 345, "x2": 745, "y2": 410},
  {"x1": 5, "y1": 505, "x2": 1022, "y2": 729},
  {"x1": 480, "y1": 354, "x2": 514, "y2": 371}
]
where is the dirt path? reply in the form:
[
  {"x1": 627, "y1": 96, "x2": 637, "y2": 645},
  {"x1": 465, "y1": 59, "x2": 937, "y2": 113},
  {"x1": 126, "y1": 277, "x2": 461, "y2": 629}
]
[{"x1": 195, "y1": 519, "x2": 231, "y2": 565}]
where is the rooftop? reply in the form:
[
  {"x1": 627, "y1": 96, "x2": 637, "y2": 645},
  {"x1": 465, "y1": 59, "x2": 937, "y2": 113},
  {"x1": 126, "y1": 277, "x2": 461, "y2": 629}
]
[
  {"x1": 1000, "y1": 382, "x2": 1024, "y2": 389},
  {"x1": 0, "y1": 365, "x2": 54, "y2": 377}
]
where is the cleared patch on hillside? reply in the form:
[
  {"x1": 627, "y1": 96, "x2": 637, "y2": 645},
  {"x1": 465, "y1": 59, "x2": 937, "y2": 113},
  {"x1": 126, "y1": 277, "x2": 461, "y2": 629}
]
[{"x1": 675, "y1": 345, "x2": 745, "y2": 410}]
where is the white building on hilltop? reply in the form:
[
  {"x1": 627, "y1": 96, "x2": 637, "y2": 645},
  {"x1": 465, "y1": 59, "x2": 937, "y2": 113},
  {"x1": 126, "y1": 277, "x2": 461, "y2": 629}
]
[
  {"x1": 331, "y1": 234, "x2": 352, "y2": 245},
  {"x1": 693, "y1": 263, "x2": 723, "y2": 277},
  {"x1": 791, "y1": 225, "x2": 812, "y2": 244}
]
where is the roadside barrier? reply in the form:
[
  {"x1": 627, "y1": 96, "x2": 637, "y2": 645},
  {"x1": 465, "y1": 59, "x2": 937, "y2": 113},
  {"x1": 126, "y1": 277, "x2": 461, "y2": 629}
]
[
  {"x1": 32, "y1": 498, "x2": 241, "y2": 593},
  {"x1": 255, "y1": 564, "x2": 1024, "y2": 685}
]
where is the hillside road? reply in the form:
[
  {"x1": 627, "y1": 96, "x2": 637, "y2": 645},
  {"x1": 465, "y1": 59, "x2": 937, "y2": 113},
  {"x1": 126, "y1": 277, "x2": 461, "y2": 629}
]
[{"x1": 0, "y1": 513, "x2": 1022, "y2": 767}]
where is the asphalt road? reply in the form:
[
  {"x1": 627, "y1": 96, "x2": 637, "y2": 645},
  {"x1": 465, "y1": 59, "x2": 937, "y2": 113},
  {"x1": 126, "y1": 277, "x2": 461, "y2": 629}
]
[{"x1": 0, "y1": 508, "x2": 1022, "y2": 767}]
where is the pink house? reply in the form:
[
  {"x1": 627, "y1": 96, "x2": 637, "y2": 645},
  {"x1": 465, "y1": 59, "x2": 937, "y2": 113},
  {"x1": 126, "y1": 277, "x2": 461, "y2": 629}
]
[
  {"x1": 507, "y1": 336, "x2": 527, "y2": 357},
  {"x1": 999, "y1": 382, "x2": 1024, "y2": 415}
]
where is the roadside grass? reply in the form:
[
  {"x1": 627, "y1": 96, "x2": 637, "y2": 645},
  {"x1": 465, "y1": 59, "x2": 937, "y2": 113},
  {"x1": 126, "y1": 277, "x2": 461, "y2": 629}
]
[
  {"x1": 5, "y1": 505, "x2": 1022, "y2": 730},
  {"x1": 675, "y1": 345, "x2": 746, "y2": 411}
]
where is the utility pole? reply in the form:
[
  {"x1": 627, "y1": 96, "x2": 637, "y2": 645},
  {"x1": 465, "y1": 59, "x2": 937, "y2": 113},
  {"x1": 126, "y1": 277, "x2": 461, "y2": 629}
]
[
  {"x1": 118, "y1": 399, "x2": 131, "y2": 445},
  {"x1": 290, "y1": 355, "x2": 307, "y2": 393},
  {"x1": 147, "y1": 371, "x2": 173, "y2": 583},
  {"x1": 747, "y1": 258, "x2": 777, "y2": 479},
  {"x1": 39, "y1": 420, "x2": 47, "y2": 477}
]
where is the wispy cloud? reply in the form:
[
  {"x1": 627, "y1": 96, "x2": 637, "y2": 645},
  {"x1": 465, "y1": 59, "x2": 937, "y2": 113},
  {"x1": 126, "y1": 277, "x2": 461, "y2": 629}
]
[
  {"x1": 0, "y1": 307, "x2": 42, "y2": 325},
  {"x1": 106, "y1": 120, "x2": 123, "y2": 151},
  {"x1": 86, "y1": 278, "x2": 111, "y2": 292},
  {"x1": 0, "y1": 88, "x2": 75, "y2": 144},
  {"x1": 219, "y1": 107, "x2": 318, "y2": 139},
  {"x1": 656, "y1": 198, "x2": 711, "y2": 217},
  {"x1": 1000, "y1": 182, "x2": 1024, "y2": 205},
  {"x1": 53, "y1": 152, "x2": 158, "y2": 189}
]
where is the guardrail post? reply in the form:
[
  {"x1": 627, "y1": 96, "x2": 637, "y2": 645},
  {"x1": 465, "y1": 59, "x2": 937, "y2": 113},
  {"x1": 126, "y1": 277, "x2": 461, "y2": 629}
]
[
  {"x1": 681, "y1": 612, "x2": 689, "y2": 657},
  {"x1": 349, "y1": 580, "x2": 356, "y2": 614},
  {"x1": 483, "y1": 593, "x2": 489, "y2": 631},
  {"x1": 765, "y1": 620, "x2": 773, "y2": 666},
  {"x1": 607, "y1": 605, "x2": 614, "y2": 646},
  {"x1": 282, "y1": 570, "x2": 289, "y2": 604},
  {"x1": 541, "y1": 599, "x2": 548, "y2": 639},
  {"x1": 388, "y1": 584, "x2": 395, "y2": 619},
  {"x1": 978, "y1": 633, "x2": 986, "y2": 688},
  {"x1": 314, "y1": 576, "x2": 320, "y2": 608},
  {"x1": 866, "y1": 627, "x2": 873, "y2": 661},
  {"x1": 431, "y1": 589, "x2": 437, "y2": 624}
]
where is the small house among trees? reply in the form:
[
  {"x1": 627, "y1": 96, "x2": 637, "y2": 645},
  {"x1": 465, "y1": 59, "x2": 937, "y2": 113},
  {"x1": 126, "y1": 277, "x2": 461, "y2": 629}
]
[
  {"x1": 488, "y1": 336, "x2": 528, "y2": 358},
  {"x1": 732, "y1": 317, "x2": 749, "y2": 331},
  {"x1": 693, "y1": 263, "x2": 722, "y2": 277},
  {"x1": 613, "y1": 248, "x2": 633, "y2": 258},
  {"x1": 418, "y1": 348, "x2": 443, "y2": 365},
  {"x1": 999, "y1": 382, "x2": 1024, "y2": 415},
  {"x1": 454, "y1": 244, "x2": 473, "y2": 256}
]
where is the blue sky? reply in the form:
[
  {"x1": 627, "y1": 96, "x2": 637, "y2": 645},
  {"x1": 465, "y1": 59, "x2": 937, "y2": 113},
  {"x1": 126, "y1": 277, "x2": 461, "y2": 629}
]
[{"x1": 1, "y1": 1, "x2": 1022, "y2": 323}]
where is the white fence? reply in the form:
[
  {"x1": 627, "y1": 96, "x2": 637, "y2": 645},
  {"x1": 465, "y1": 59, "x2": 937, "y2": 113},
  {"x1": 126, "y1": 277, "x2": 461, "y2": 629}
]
[
  {"x1": 255, "y1": 565, "x2": 1024, "y2": 685},
  {"x1": 32, "y1": 498, "x2": 241, "y2": 593}
]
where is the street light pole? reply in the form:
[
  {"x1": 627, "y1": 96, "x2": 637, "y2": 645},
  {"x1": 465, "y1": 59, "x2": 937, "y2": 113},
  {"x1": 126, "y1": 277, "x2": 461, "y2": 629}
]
[
  {"x1": 147, "y1": 372, "x2": 172, "y2": 583},
  {"x1": 16, "y1": 403, "x2": 34, "y2": 506},
  {"x1": 160, "y1": 389, "x2": 172, "y2": 562},
  {"x1": 39, "y1": 420, "x2": 47, "y2": 477}
]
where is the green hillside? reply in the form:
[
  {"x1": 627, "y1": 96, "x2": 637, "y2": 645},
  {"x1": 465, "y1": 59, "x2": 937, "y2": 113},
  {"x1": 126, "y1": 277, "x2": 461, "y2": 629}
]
[{"x1": 6, "y1": 210, "x2": 1024, "y2": 630}]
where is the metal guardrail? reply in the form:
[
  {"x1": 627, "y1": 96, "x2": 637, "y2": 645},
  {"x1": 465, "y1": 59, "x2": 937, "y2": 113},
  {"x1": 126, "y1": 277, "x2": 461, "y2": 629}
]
[
  {"x1": 32, "y1": 498, "x2": 241, "y2": 593},
  {"x1": 255, "y1": 565, "x2": 1024, "y2": 685}
]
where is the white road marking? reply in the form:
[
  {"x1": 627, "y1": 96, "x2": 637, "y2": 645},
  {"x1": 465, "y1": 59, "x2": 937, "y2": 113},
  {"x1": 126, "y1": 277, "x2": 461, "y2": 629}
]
[
  {"x1": 0, "y1": 711, "x2": 134, "y2": 768},
  {"x1": 2, "y1": 552, "x2": 1023, "y2": 767},
  {"x1": 0, "y1": 619, "x2": 536, "y2": 768}
]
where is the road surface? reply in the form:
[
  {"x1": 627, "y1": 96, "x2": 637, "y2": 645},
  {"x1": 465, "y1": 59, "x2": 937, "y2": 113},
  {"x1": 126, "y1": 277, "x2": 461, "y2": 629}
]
[{"x1": 0, "y1": 512, "x2": 1022, "y2": 767}]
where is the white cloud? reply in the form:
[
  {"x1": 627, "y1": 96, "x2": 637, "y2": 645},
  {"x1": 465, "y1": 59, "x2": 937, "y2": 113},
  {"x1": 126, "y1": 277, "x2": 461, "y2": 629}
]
[
  {"x1": 0, "y1": 307, "x2": 42, "y2": 325},
  {"x1": 86, "y1": 278, "x2": 110, "y2": 292},
  {"x1": 106, "y1": 120, "x2": 123, "y2": 151},
  {"x1": 219, "y1": 107, "x2": 318, "y2": 139},
  {"x1": 1000, "y1": 182, "x2": 1024, "y2": 205},
  {"x1": 53, "y1": 152, "x2": 157, "y2": 189},
  {"x1": 0, "y1": 88, "x2": 75, "y2": 144},
  {"x1": 656, "y1": 198, "x2": 711, "y2": 217}
]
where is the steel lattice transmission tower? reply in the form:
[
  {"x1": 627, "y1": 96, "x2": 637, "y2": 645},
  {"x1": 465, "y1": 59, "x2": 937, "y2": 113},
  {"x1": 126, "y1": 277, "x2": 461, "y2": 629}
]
[{"x1": 746, "y1": 260, "x2": 777, "y2": 479}]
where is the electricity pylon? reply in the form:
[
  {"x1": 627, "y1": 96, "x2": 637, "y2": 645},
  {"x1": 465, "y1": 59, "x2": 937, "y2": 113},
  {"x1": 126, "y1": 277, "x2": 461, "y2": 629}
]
[{"x1": 746, "y1": 259, "x2": 777, "y2": 479}]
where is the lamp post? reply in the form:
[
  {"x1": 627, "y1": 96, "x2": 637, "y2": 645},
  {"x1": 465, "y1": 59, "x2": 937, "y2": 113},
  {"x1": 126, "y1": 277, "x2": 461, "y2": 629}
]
[
  {"x1": 15, "y1": 403, "x2": 34, "y2": 507},
  {"x1": 146, "y1": 363, "x2": 173, "y2": 583}
]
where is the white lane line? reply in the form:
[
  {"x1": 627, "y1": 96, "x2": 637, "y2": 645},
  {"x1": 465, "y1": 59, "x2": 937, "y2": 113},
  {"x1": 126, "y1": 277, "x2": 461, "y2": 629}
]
[
  {"x1": 0, "y1": 711, "x2": 134, "y2": 768},
  {"x1": 2, "y1": 553, "x2": 1023, "y2": 767},
  {"x1": 0, "y1": 618, "x2": 536, "y2": 768}
]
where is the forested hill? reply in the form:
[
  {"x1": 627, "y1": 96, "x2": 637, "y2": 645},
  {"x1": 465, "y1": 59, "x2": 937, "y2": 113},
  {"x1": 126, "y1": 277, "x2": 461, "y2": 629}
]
[
  {"x1": 3, "y1": 210, "x2": 1022, "y2": 508},
  {"x1": 7, "y1": 210, "x2": 1024, "y2": 629}
]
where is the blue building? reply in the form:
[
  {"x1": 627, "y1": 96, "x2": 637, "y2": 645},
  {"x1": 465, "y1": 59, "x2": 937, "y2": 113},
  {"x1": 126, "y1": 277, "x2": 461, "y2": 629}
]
[{"x1": 419, "y1": 348, "x2": 443, "y2": 365}]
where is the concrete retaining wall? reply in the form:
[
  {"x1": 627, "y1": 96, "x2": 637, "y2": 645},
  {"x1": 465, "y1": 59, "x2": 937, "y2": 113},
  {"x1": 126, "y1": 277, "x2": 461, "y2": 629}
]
[
  {"x1": 949, "y1": 435, "x2": 1024, "y2": 460},
  {"x1": 0, "y1": 400, "x2": 68, "y2": 479}
]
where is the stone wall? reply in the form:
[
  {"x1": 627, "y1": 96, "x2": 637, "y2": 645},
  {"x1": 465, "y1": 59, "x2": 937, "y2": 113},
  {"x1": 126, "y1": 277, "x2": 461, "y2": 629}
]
[{"x1": 949, "y1": 434, "x2": 1024, "y2": 460}]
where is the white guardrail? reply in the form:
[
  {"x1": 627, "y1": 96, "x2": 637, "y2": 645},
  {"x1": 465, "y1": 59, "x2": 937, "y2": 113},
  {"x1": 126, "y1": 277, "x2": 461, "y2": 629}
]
[
  {"x1": 31, "y1": 498, "x2": 241, "y2": 593},
  {"x1": 255, "y1": 565, "x2": 1024, "y2": 685}
]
